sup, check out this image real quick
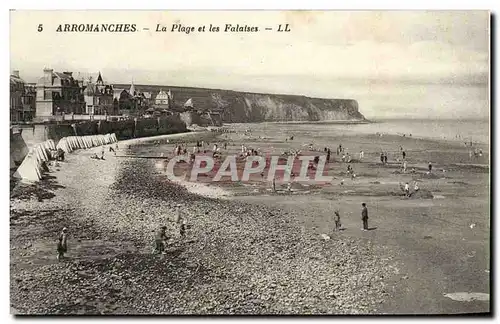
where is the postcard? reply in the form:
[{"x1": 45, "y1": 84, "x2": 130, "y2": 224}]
[{"x1": 9, "y1": 10, "x2": 490, "y2": 315}]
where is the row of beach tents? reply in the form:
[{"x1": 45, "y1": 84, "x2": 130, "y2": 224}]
[
  {"x1": 56, "y1": 134, "x2": 118, "y2": 153},
  {"x1": 13, "y1": 133, "x2": 118, "y2": 182}
]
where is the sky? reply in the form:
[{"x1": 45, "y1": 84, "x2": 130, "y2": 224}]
[{"x1": 10, "y1": 10, "x2": 490, "y2": 118}]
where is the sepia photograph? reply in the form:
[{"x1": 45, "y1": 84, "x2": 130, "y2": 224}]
[{"x1": 9, "y1": 10, "x2": 490, "y2": 315}]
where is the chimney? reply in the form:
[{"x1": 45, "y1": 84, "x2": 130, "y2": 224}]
[
  {"x1": 12, "y1": 70, "x2": 20, "y2": 78},
  {"x1": 43, "y1": 68, "x2": 53, "y2": 81}
]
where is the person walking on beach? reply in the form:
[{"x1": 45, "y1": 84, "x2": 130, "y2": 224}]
[
  {"x1": 174, "y1": 204, "x2": 183, "y2": 224},
  {"x1": 334, "y1": 210, "x2": 341, "y2": 231},
  {"x1": 361, "y1": 203, "x2": 369, "y2": 231},
  {"x1": 414, "y1": 181, "x2": 420, "y2": 193},
  {"x1": 404, "y1": 182, "x2": 410, "y2": 197},
  {"x1": 179, "y1": 219, "x2": 186, "y2": 238},
  {"x1": 154, "y1": 226, "x2": 168, "y2": 255},
  {"x1": 403, "y1": 160, "x2": 408, "y2": 173},
  {"x1": 380, "y1": 152, "x2": 384, "y2": 164},
  {"x1": 359, "y1": 150, "x2": 364, "y2": 160},
  {"x1": 57, "y1": 227, "x2": 68, "y2": 261},
  {"x1": 384, "y1": 153, "x2": 388, "y2": 164},
  {"x1": 402, "y1": 151, "x2": 406, "y2": 160},
  {"x1": 428, "y1": 162, "x2": 433, "y2": 173},
  {"x1": 326, "y1": 148, "x2": 331, "y2": 163}
]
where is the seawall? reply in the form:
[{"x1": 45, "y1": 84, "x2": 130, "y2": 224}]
[{"x1": 10, "y1": 115, "x2": 189, "y2": 168}]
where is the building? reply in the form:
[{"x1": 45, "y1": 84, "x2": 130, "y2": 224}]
[
  {"x1": 113, "y1": 88, "x2": 134, "y2": 115},
  {"x1": 22, "y1": 83, "x2": 37, "y2": 121},
  {"x1": 155, "y1": 90, "x2": 170, "y2": 105},
  {"x1": 142, "y1": 91, "x2": 152, "y2": 107},
  {"x1": 10, "y1": 70, "x2": 25, "y2": 122},
  {"x1": 83, "y1": 72, "x2": 114, "y2": 115},
  {"x1": 10, "y1": 71, "x2": 36, "y2": 123},
  {"x1": 35, "y1": 68, "x2": 85, "y2": 119},
  {"x1": 129, "y1": 81, "x2": 136, "y2": 97},
  {"x1": 152, "y1": 89, "x2": 176, "y2": 114}
]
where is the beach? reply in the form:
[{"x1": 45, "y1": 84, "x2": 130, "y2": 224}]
[{"x1": 10, "y1": 121, "x2": 490, "y2": 314}]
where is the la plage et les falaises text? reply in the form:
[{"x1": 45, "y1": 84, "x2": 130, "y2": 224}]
[{"x1": 53, "y1": 23, "x2": 289, "y2": 33}]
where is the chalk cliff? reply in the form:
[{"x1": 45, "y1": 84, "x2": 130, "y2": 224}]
[
  {"x1": 220, "y1": 93, "x2": 364, "y2": 123},
  {"x1": 118, "y1": 84, "x2": 366, "y2": 123}
]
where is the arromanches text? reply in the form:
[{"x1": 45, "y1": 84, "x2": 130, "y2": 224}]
[{"x1": 56, "y1": 24, "x2": 137, "y2": 32}]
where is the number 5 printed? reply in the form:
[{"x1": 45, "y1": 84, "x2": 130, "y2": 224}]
[{"x1": 37, "y1": 24, "x2": 43, "y2": 32}]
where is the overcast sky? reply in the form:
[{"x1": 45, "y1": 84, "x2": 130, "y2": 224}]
[{"x1": 10, "y1": 10, "x2": 490, "y2": 118}]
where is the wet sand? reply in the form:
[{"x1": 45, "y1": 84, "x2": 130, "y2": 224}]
[{"x1": 222, "y1": 124, "x2": 490, "y2": 314}]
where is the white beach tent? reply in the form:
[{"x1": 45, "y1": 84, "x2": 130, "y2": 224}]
[
  {"x1": 56, "y1": 138, "x2": 71, "y2": 153},
  {"x1": 13, "y1": 151, "x2": 42, "y2": 181}
]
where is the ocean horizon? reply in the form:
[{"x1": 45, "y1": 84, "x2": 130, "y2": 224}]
[{"x1": 253, "y1": 118, "x2": 489, "y2": 146}]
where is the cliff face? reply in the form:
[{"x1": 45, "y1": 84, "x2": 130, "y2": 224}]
[
  {"x1": 118, "y1": 84, "x2": 366, "y2": 123},
  {"x1": 221, "y1": 93, "x2": 364, "y2": 123}
]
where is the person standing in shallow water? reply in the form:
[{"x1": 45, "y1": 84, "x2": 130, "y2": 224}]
[
  {"x1": 57, "y1": 227, "x2": 68, "y2": 261},
  {"x1": 361, "y1": 203, "x2": 369, "y2": 231}
]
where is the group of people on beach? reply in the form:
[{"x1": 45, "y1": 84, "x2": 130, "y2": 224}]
[
  {"x1": 469, "y1": 148, "x2": 484, "y2": 159},
  {"x1": 172, "y1": 140, "x2": 233, "y2": 162},
  {"x1": 400, "y1": 181, "x2": 420, "y2": 197},
  {"x1": 153, "y1": 205, "x2": 187, "y2": 255},
  {"x1": 333, "y1": 203, "x2": 370, "y2": 232},
  {"x1": 89, "y1": 143, "x2": 119, "y2": 161},
  {"x1": 55, "y1": 204, "x2": 188, "y2": 260}
]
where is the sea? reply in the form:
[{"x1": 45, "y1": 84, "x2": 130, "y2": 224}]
[
  {"x1": 329, "y1": 119, "x2": 490, "y2": 145},
  {"x1": 249, "y1": 118, "x2": 489, "y2": 146}
]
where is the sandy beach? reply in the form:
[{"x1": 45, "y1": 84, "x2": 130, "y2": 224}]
[{"x1": 10, "y1": 122, "x2": 490, "y2": 314}]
